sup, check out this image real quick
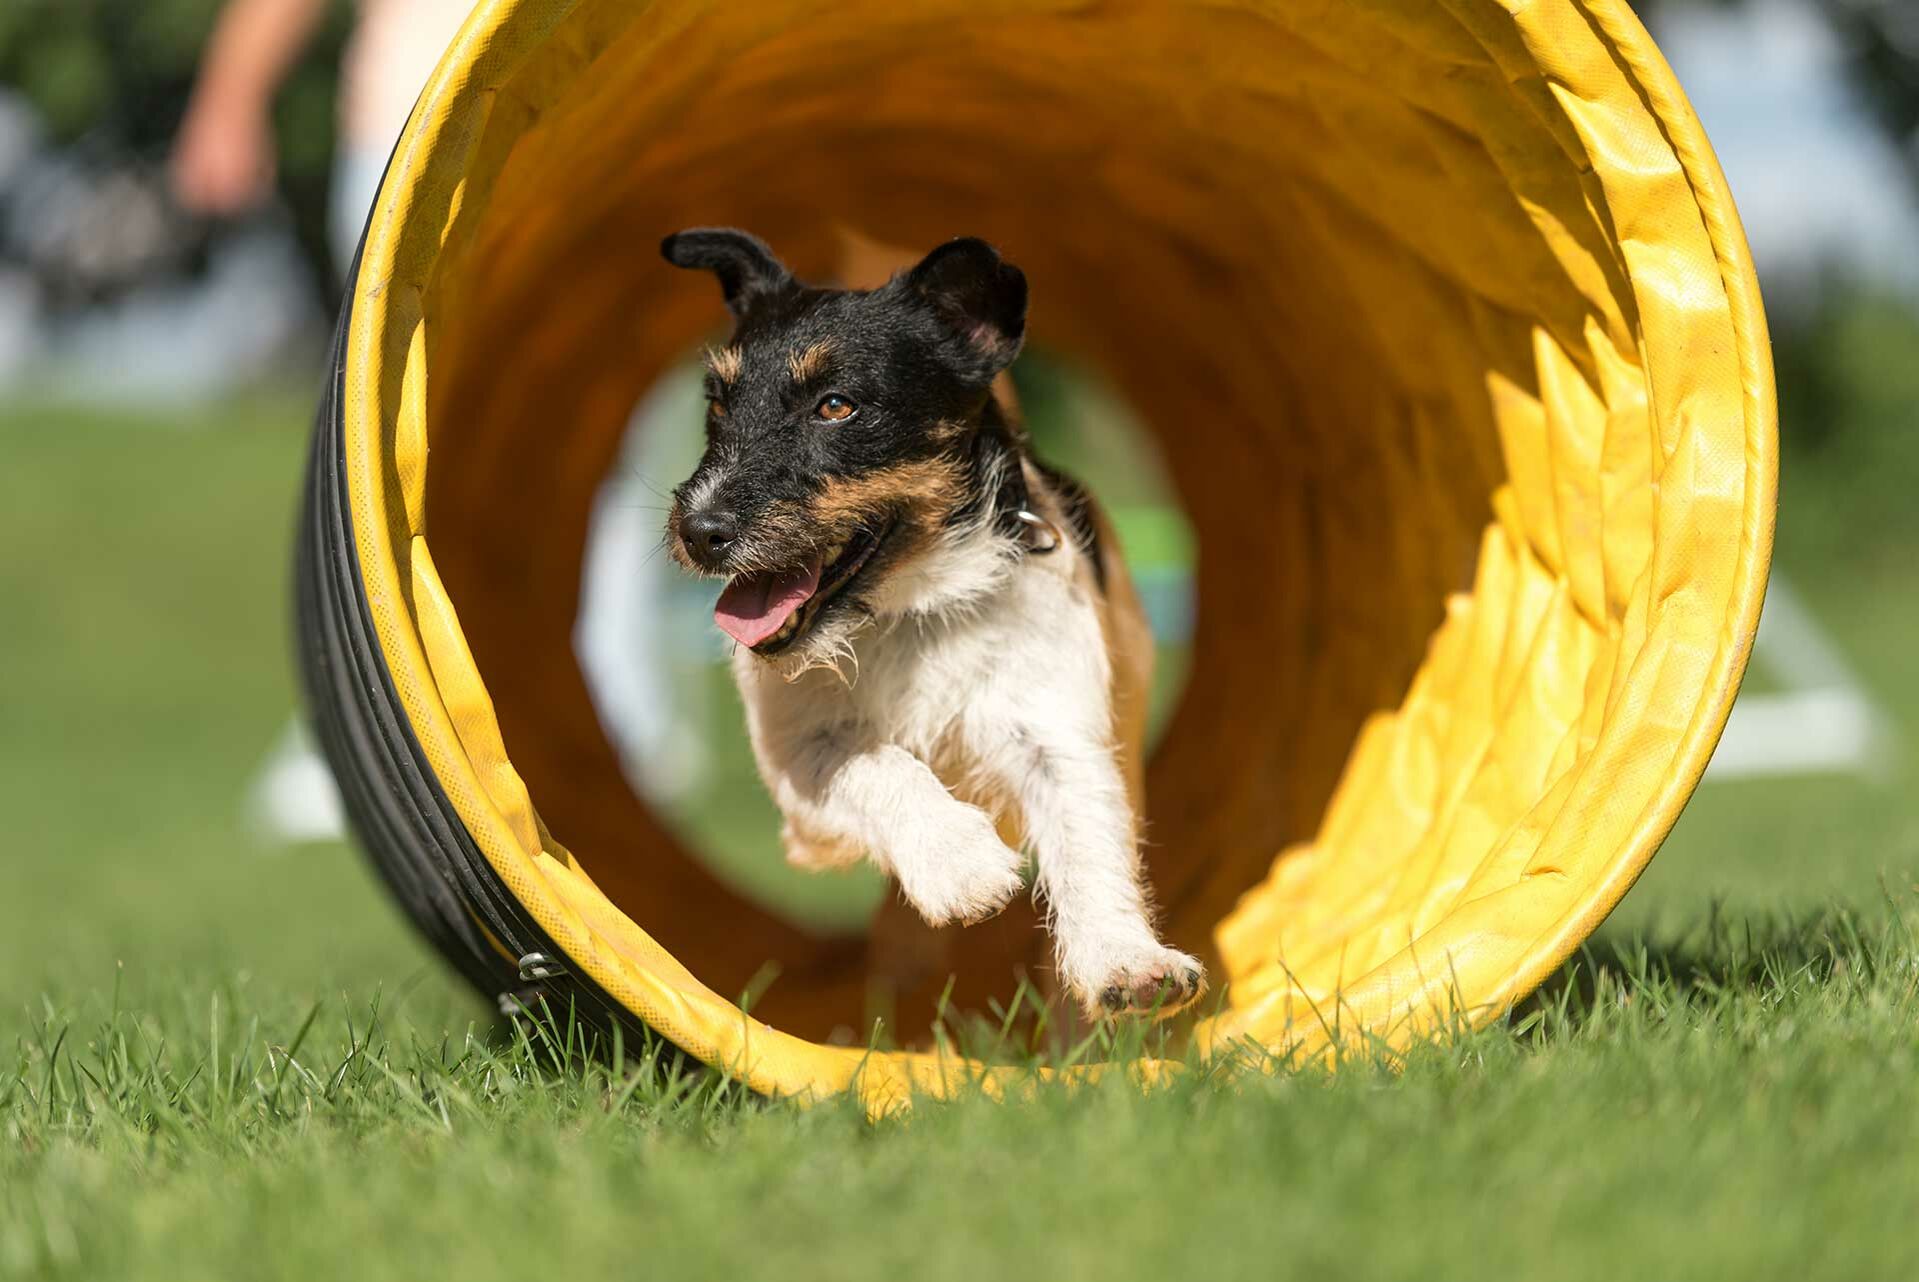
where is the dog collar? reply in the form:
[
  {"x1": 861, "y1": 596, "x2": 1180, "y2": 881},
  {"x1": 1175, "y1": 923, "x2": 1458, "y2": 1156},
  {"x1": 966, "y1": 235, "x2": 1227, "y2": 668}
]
[
  {"x1": 1011, "y1": 508, "x2": 1062, "y2": 553},
  {"x1": 994, "y1": 467, "x2": 1062, "y2": 555},
  {"x1": 980, "y1": 408, "x2": 1062, "y2": 556}
]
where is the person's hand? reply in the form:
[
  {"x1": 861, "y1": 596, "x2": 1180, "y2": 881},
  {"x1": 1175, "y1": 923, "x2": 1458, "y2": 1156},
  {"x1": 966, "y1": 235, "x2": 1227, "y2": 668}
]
[{"x1": 170, "y1": 91, "x2": 277, "y2": 215}]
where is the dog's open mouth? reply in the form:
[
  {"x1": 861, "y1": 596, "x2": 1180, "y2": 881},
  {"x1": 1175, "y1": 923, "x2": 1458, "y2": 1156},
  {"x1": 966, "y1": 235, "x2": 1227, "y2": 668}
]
[{"x1": 712, "y1": 523, "x2": 890, "y2": 655}]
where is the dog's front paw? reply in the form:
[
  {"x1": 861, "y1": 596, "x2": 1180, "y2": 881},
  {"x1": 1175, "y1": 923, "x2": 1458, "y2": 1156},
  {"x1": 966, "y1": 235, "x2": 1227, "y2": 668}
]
[
  {"x1": 1072, "y1": 943, "x2": 1207, "y2": 1022},
  {"x1": 893, "y1": 813, "x2": 1026, "y2": 928},
  {"x1": 780, "y1": 821, "x2": 862, "y2": 872}
]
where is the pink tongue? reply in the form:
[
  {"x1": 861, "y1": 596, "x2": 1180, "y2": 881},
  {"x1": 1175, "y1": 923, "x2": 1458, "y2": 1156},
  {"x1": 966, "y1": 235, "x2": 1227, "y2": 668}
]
[{"x1": 714, "y1": 559, "x2": 823, "y2": 647}]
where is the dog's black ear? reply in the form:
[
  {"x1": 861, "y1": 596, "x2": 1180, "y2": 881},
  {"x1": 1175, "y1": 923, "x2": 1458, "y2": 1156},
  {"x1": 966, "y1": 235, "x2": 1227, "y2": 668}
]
[
  {"x1": 904, "y1": 237, "x2": 1027, "y2": 379},
  {"x1": 661, "y1": 227, "x2": 791, "y2": 317}
]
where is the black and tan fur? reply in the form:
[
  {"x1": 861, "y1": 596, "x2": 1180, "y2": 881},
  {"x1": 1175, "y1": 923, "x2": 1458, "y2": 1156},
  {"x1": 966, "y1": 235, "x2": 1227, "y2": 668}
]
[{"x1": 661, "y1": 228, "x2": 1202, "y2": 1019}]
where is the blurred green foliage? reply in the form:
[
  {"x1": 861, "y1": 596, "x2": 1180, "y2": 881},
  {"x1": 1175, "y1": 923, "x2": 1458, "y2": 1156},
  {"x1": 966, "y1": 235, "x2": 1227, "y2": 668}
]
[
  {"x1": 1772, "y1": 286, "x2": 1919, "y2": 571},
  {"x1": 1640, "y1": 0, "x2": 1919, "y2": 201},
  {"x1": 0, "y1": 0, "x2": 349, "y2": 295},
  {"x1": 0, "y1": 1, "x2": 344, "y2": 150}
]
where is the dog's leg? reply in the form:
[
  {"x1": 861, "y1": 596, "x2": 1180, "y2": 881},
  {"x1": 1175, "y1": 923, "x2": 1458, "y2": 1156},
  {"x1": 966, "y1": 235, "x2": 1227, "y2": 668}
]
[
  {"x1": 768, "y1": 736, "x2": 1026, "y2": 928},
  {"x1": 1007, "y1": 736, "x2": 1204, "y2": 1020},
  {"x1": 778, "y1": 817, "x2": 863, "y2": 872}
]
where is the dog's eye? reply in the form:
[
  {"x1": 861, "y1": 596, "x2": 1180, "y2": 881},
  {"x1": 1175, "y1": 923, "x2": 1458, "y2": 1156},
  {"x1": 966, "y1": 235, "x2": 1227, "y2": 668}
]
[{"x1": 814, "y1": 394, "x2": 858, "y2": 423}]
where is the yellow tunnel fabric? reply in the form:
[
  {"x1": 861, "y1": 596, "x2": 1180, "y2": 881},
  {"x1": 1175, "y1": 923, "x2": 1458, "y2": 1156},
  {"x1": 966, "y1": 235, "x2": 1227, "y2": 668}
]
[{"x1": 337, "y1": 0, "x2": 1775, "y2": 1107}]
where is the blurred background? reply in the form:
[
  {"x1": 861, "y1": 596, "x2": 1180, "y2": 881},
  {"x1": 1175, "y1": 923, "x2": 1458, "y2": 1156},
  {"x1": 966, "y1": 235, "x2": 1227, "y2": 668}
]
[{"x1": 2, "y1": 0, "x2": 1915, "y2": 1015}]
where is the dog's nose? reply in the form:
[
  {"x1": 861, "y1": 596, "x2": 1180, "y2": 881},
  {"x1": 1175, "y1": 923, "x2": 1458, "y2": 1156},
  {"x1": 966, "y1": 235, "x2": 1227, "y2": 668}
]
[{"x1": 679, "y1": 510, "x2": 740, "y2": 567}]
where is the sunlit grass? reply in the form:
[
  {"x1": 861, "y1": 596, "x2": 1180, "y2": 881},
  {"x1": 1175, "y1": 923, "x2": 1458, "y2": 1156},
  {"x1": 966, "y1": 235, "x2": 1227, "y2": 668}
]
[{"x1": 3, "y1": 392, "x2": 1918, "y2": 1280}]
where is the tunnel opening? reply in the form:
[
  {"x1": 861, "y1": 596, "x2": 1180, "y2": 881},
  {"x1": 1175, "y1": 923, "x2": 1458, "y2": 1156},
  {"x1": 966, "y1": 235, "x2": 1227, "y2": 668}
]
[{"x1": 321, "y1": 0, "x2": 1774, "y2": 1089}]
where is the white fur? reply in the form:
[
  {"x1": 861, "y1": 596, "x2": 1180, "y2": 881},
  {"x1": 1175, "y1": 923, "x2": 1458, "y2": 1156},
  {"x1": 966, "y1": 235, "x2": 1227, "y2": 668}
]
[
  {"x1": 732, "y1": 491, "x2": 1203, "y2": 1019},
  {"x1": 676, "y1": 455, "x2": 728, "y2": 518}
]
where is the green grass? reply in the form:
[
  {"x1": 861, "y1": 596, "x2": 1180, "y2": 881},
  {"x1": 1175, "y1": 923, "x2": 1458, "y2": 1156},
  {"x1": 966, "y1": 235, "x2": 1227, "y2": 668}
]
[{"x1": 4, "y1": 394, "x2": 1919, "y2": 1281}]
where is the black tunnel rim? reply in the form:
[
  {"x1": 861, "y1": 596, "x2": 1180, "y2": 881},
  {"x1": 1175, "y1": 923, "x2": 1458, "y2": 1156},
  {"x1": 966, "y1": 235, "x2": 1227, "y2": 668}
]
[{"x1": 294, "y1": 225, "x2": 695, "y2": 1076}]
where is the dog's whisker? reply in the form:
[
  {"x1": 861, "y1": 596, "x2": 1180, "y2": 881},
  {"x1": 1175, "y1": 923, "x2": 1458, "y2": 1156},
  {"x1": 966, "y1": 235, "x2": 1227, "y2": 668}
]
[{"x1": 622, "y1": 467, "x2": 678, "y2": 502}]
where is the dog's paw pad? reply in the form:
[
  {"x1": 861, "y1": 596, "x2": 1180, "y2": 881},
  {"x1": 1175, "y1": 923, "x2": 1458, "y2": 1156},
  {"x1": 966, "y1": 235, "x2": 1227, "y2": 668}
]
[{"x1": 1089, "y1": 950, "x2": 1207, "y2": 1020}]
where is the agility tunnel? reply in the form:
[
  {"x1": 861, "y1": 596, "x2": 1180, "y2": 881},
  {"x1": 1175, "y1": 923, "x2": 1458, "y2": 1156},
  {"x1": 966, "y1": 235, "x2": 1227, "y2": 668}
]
[{"x1": 298, "y1": 0, "x2": 1777, "y2": 1106}]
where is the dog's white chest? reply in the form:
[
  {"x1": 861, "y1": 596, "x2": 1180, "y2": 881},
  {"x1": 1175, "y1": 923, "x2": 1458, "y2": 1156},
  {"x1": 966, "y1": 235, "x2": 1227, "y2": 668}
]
[{"x1": 737, "y1": 552, "x2": 1104, "y2": 763}]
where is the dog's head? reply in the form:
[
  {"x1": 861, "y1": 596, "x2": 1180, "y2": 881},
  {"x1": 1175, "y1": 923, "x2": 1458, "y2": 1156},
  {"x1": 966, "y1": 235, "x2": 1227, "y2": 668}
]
[{"x1": 661, "y1": 227, "x2": 1028, "y2": 670}]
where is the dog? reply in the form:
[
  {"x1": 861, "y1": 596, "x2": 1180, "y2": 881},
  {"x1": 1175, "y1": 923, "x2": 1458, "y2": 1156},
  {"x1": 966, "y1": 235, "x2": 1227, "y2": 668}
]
[{"x1": 660, "y1": 227, "x2": 1204, "y2": 1020}]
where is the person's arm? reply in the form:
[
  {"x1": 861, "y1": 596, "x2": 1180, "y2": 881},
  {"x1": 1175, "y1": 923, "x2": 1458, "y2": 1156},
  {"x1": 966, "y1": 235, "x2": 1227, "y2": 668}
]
[{"x1": 170, "y1": 0, "x2": 332, "y2": 215}]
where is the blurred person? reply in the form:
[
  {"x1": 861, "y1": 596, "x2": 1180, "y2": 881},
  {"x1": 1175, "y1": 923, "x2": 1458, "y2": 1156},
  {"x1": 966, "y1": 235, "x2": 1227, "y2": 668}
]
[
  {"x1": 172, "y1": 0, "x2": 475, "y2": 277},
  {"x1": 177, "y1": 0, "x2": 706, "y2": 833},
  {"x1": 176, "y1": 1, "x2": 483, "y2": 846}
]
